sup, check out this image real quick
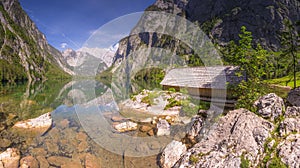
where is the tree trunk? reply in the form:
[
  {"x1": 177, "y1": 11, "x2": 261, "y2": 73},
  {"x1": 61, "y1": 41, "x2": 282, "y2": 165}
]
[{"x1": 293, "y1": 51, "x2": 296, "y2": 88}]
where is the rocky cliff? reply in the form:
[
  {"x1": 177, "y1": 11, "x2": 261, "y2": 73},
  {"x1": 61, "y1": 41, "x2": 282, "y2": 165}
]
[
  {"x1": 0, "y1": 0, "x2": 71, "y2": 82},
  {"x1": 185, "y1": 0, "x2": 300, "y2": 50},
  {"x1": 113, "y1": 0, "x2": 300, "y2": 67}
]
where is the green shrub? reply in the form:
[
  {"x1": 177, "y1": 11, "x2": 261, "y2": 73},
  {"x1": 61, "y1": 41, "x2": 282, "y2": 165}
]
[
  {"x1": 168, "y1": 87, "x2": 176, "y2": 92},
  {"x1": 240, "y1": 154, "x2": 250, "y2": 168},
  {"x1": 141, "y1": 91, "x2": 160, "y2": 105},
  {"x1": 130, "y1": 95, "x2": 137, "y2": 101},
  {"x1": 141, "y1": 95, "x2": 151, "y2": 105},
  {"x1": 268, "y1": 157, "x2": 287, "y2": 168},
  {"x1": 164, "y1": 97, "x2": 181, "y2": 110}
]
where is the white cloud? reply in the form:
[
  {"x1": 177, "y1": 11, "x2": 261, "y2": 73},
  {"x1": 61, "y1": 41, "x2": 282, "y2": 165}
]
[{"x1": 60, "y1": 43, "x2": 68, "y2": 49}]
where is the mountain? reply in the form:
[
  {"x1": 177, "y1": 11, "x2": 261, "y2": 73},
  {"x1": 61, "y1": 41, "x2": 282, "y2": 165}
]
[
  {"x1": 0, "y1": 0, "x2": 71, "y2": 83},
  {"x1": 113, "y1": 0, "x2": 300, "y2": 67},
  {"x1": 78, "y1": 47, "x2": 115, "y2": 67},
  {"x1": 61, "y1": 47, "x2": 115, "y2": 75}
]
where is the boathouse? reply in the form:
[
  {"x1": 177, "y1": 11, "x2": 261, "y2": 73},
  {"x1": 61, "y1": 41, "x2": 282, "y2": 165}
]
[{"x1": 160, "y1": 66, "x2": 245, "y2": 104}]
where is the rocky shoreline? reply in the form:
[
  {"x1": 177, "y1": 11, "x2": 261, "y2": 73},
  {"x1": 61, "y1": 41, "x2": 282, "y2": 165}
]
[{"x1": 159, "y1": 88, "x2": 300, "y2": 168}]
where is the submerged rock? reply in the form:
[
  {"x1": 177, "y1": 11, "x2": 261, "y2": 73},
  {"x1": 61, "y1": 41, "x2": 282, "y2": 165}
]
[
  {"x1": 174, "y1": 109, "x2": 274, "y2": 167},
  {"x1": 85, "y1": 153, "x2": 101, "y2": 168},
  {"x1": 20, "y1": 156, "x2": 39, "y2": 168},
  {"x1": 113, "y1": 121, "x2": 138, "y2": 132},
  {"x1": 111, "y1": 116, "x2": 127, "y2": 122},
  {"x1": 36, "y1": 156, "x2": 49, "y2": 168},
  {"x1": 287, "y1": 87, "x2": 300, "y2": 107},
  {"x1": 254, "y1": 93, "x2": 285, "y2": 121},
  {"x1": 47, "y1": 156, "x2": 72, "y2": 167},
  {"x1": 159, "y1": 140, "x2": 186, "y2": 168},
  {"x1": 139, "y1": 125, "x2": 152, "y2": 132},
  {"x1": 57, "y1": 119, "x2": 70, "y2": 129},
  {"x1": 12, "y1": 112, "x2": 52, "y2": 135},
  {"x1": 147, "y1": 129, "x2": 155, "y2": 136},
  {"x1": 0, "y1": 148, "x2": 20, "y2": 168},
  {"x1": 0, "y1": 139, "x2": 12, "y2": 148}
]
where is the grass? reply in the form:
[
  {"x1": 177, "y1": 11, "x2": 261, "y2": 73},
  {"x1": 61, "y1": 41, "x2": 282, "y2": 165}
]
[
  {"x1": 141, "y1": 91, "x2": 160, "y2": 106},
  {"x1": 265, "y1": 84, "x2": 290, "y2": 99},
  {"x1": 266, "y1": 72, "x2": 300, "y2": 88},
  {"x1": 189, "y1": 155, "x2": 199, "y2": 164},
  {"x1": 164, "y1": 97, "x2": 181, "y2": 110}
]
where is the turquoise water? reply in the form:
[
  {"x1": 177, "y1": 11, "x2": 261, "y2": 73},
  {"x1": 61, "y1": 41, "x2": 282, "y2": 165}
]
[{"x1": 0, "y1": 80, "x2": 161, "y2": 167}]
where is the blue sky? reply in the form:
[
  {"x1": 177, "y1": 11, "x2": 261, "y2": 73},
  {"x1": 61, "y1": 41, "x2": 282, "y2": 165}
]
[{"x1": 19, "y1": 0, "x2": 155, "y2": 51}]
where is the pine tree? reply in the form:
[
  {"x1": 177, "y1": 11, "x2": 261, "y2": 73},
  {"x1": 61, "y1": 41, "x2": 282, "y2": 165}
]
[
  {"x1": 223, "y1": 26, "x2": 269, "y2": 111},
  {"x1": 280, "y1": 19, "x2": 300, "y2": 88},
  {"x1": 224, "y1": 26, "x2": 267, "y2": 80}
]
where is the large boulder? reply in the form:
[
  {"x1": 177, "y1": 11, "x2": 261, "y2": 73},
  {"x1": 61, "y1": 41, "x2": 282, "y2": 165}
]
[
  {"x1": 287, "y1": 87, "x2": 300, "y2": 107},
  {"x1": 285, "y1": 106, "x2": 300, "y2": 117},
  {"x1": 0, "y1": 148, "x2": 20, "y2": 168},
  {"x1": 279, "y1": 118, "x2": 300, "y2": 136},
  {"x1": 277, "y1": 134, "x2": 300, "y2": 168},
  {"x1": 159, "y1": 140, "x2": 187, "y2": 168},
  {"x1": 12, "y1": 112, "x2": 52, "y2": 135},
  {"x1": 279, "y1": 104, "x2": 300, "y2": 138},
  {"x1": 174, "y1": 109, "x2": 274, "y2": 167},
  {"x1": 254, "y1": 93, "x2": 285, "y2": 121},
  {"x1": 279, "y1": 105, "x2": 300, "y2": 137}
]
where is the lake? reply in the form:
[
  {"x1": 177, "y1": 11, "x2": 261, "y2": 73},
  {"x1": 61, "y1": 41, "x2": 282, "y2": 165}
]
[{"x1": 0, "y1": 79, "x2": 187, "y2": 167}]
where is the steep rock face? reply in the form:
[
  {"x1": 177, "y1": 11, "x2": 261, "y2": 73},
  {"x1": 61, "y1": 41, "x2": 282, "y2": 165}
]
[
  {"x1": 146, "y1": 0, "x2": 188, "y2": 16},
  {"x1": 186, "y1": 0, "x2": 300, "y2": 50},
  {"x1": 112, "y1": 0, "x2": 194, "y2": 69},
  {"x1": 113, "y1": 0, "x2": 300, "y2": 68},
  {"x1": 0, "y1": 0, "x2": 71, "y2": 82}
]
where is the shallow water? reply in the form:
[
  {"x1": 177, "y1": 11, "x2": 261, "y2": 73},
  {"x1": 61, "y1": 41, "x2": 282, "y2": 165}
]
[{"x1": 0, "y1": 79, "x2": 188, "y2": 167}]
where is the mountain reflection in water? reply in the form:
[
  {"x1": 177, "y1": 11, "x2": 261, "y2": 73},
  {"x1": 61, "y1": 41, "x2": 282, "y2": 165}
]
[{"x1": 0, "y1": 80, "x2": 169, "y2": 167}]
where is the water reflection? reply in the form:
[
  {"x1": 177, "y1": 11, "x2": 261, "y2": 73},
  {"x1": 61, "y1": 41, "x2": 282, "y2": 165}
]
[
  {"x1": 0, "y1": 80, "x2": 69, "y2": 120},
  {"x1": 0, "y1": 80, "x2": 162, "y2": 167}
]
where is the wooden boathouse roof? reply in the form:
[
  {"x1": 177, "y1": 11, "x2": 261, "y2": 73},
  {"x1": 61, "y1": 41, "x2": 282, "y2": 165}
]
[{"x1": 160, "y1": 66, "x2": 245, "y2": 89}]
